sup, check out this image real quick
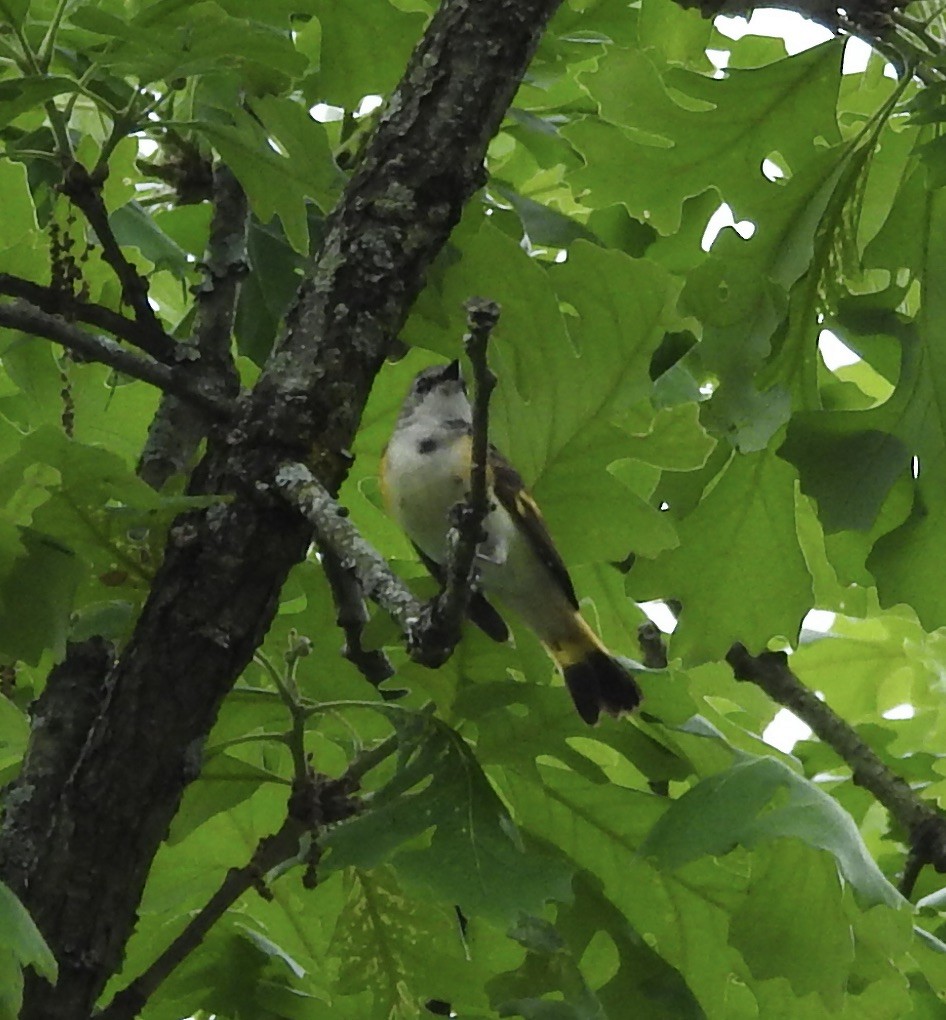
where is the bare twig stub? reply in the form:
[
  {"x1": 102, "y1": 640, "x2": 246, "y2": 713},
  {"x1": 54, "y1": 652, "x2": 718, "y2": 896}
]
[{"x1": 726, "y1": 642, "x2": 946, "y2": 896}]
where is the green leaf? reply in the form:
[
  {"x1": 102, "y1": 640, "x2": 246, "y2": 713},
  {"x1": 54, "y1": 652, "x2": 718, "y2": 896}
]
[
  {"x1": 323, "y1": 718, "x2": 572, "y2": 922},
  {"x1": 500, "y1": 765, "x2": 745, "y2": 1018},
  {"x1": 628, "y1": 450, "x2": 812, "y2": 663},
  {"x1": 640, "y1": 755, "x2": 903, "y2": 908},
  {"x1": 312, "y1": 0, "x2": 427, "y2": 109},
  {"x1": 492, "y1": 181, "x2": 598, "y2": 249},
  {"x1": 0, "y1": 880, "x2": 58, "y2": 1002},
  {"x1": 196, "y1": 102, "x2": 339, "y2": 254},
  {"x1": 780, "y1": 426, "x2": 911, "y2": 533},
  {"x1": 168, "y1": 752, "x2": 289, "y2": 845},
  {"x1": 0, "y1": 159, "x2": 37, "y2": 246},
  {"x1": 0, "y1": 0, "x2": 30, "y2": 29},
  {"x1": 0, "y1": 525, "x2": 81, "y2": 664},
  {"x1": 74, "y1": 1, "x2": 308, "y2": 89},
  {"x1": 866, "y1": 188, "x2": 946, "y2": 627},
  {"x1": 566, "y1": 42, "x2": 843, "y2": 233},
  {"x1": 492, "y1": 869, "x2": 707, "y2": 1020},
  {"x1": 731, "y1": 843, "x2": 854, "y2": 1007},
  {"x1": 109, "y1": 202, "x2": 193, "y2": 278},
  {"x1": 329, "y1": 867, "x2": 496, "y2": 1016},
  {"x1": 0, "y1": 425, "x2": 217, "y2": 570}
]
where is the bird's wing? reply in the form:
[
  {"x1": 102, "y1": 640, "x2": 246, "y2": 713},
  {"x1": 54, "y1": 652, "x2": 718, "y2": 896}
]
[{"x1": 489, "y1": 447, "x2": 579, "y2": 610}]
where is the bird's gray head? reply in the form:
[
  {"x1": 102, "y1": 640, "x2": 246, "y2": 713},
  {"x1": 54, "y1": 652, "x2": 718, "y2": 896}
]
[{"x1": 396, "y1": 360, "x2": 471, "y2": 428}]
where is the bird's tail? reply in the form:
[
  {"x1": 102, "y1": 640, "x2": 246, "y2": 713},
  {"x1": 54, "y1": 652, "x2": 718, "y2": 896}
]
[{"x1": 549, "y1": 616, "x2": 642, "y2": 725}]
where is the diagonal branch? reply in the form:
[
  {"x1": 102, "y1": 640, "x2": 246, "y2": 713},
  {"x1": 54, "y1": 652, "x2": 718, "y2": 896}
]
[
  {"x1": 60, "y1": 162, "x2": 169, "y2": 349},
  {"x1": 727, "y1": 642, "x2": 946, "y2": 896},
  {"x1": 275, "y1": 460, "x2": 433, "y2": 654},
  {"x1": 0, "y1": 272, "x2": 181, "y2": 363},
  {"x1": 0, "y1": 298, "x2": 230, "y2": 417}
]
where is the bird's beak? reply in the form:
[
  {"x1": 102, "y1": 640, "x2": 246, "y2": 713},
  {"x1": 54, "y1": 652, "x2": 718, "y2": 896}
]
[{"x1": 443, "y1": 359, "x2": 461, "y2": 380}]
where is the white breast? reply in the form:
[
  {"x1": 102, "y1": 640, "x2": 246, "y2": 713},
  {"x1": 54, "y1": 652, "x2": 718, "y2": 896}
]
[
  {"x1": 384, "y1": 422, "x2": 573, "y2": 645},
  {"x1": 383, "y1": 426, "x2": 470, "y2": 562}
]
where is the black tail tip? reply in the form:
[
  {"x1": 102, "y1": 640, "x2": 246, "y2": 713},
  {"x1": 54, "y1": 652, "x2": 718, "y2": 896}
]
[{"x1": 563, "y1": 650, "x2": 642, "y2": 725}]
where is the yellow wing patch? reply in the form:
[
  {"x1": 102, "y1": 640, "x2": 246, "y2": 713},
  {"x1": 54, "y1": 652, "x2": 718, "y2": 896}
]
[{"x1": 490, "y1": 448, "x2": 579, "y2": 610}]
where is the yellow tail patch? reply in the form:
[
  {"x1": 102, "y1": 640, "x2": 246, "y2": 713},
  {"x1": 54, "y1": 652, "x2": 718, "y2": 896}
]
[{"x1": 545, "y1": 612, "x2": 608, "y2": 669}]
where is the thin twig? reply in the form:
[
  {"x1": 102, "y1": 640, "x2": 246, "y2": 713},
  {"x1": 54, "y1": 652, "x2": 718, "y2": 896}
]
[
  {"x1": 422, "y1": 298, "x2": 500, "y2": 651},
  {"x1": 343, "y1": 732, "x2": 401, "y2": 784},
  {"x1": 727, "y1": 643, "x2": 946, "y2": 895},
  {"x1": 0, "y1": 298, "x2": 230, "y2": 417},
  {"x1": 318, "y1": 541, "x2": 395, "y2": 685},
  {"x1": 255, "y1": 646, "x2": 310, "y2": 784},
  {"x1": 274, "y1": 461, "x2": 436, "y2": 656},
  {"x1": 60, "y1": 162, "x2": 167, "y2": 346}
]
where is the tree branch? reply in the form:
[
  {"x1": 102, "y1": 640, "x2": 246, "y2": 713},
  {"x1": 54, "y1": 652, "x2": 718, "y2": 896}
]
[
  {"x1": 274, "y1": 460, "x2": 437, "y2": 655},
  {"x1": 138, "y1": 164, "x2": 248, "y2": 489},
  {"x1": 60, "y1": 162, "x2": 169, "y2": 349},
  {"x1": 0, "y1": 298, "x2": 230, "y2": 417},
  {"x1": 0, "y1": 272, "x2": 181, "y2": 364},
  {"x1": 726, "y1": 642, "x2": 946, "y2": 896},
  {"x1": 318, "y1": 541, "x2": 396, "y2": 686}
]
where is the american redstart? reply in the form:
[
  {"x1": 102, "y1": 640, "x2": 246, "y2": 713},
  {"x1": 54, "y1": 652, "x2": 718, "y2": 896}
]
[{"x1": 381, "y1": 359, "x2": 642, "y2": 724}]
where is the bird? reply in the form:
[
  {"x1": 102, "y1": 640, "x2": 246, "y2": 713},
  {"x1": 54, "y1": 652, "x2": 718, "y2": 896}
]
[{"x1": 380, "y1": 358, "x2": 642, "y2": 724}]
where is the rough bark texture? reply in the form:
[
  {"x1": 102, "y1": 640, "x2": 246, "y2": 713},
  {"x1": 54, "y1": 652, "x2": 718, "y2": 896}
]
[
  {"x1": 0, "y1": 1, "x2": 564, "y2": 1017},
  {"x1": 138, "y1": 164, "x2": 248, "y2": 490}
]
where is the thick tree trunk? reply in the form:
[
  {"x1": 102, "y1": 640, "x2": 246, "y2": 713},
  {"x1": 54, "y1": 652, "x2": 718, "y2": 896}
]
[{"x1": 0, "y1": 1, "x2": 564, "y2": 1016}]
